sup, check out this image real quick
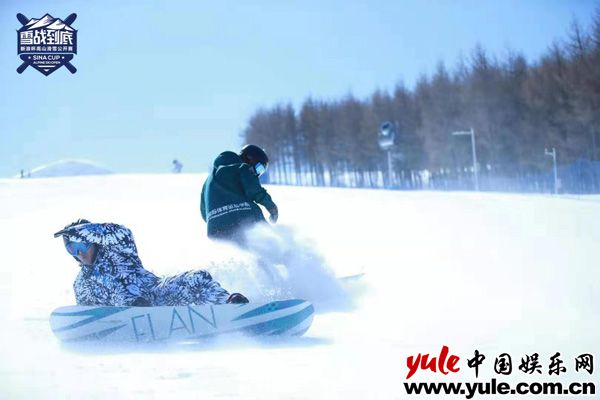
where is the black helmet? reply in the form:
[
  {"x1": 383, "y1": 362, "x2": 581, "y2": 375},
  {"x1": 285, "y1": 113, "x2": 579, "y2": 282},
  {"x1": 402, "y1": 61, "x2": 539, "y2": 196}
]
[{"x1": 240, "y1": 144, "x2": 269, "y2": 166}]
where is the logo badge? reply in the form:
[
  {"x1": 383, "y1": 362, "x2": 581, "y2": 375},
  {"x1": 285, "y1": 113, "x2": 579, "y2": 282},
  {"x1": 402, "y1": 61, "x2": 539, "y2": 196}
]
[{"x1": 16, "y1": 13, "x2": 77, "y2": 76}]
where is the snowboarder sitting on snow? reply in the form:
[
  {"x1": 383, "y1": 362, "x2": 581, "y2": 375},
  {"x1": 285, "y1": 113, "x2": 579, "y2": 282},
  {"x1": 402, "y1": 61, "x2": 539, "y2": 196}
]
[
  {"x1": 200, "y1": 144, "x2": 278, "y2": 244},
  {"x1": 54, "y1": 219, "x2": 249, "y2": 306}
]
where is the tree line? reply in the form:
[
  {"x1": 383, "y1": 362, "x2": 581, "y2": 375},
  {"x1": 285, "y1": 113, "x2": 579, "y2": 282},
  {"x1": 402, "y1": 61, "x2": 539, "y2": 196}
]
[{"x1": 242, "y1": 13, "x2": 600, "y2": 191}]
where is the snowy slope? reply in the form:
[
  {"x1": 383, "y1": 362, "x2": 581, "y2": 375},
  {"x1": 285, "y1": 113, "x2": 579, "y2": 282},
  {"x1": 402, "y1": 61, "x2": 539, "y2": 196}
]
[
  {"x1": 0, "y1": 174, "x2": 598, "y2": 399},
  {"x1": 15, "y1": 159, "x2": 113, "y2": 178}
]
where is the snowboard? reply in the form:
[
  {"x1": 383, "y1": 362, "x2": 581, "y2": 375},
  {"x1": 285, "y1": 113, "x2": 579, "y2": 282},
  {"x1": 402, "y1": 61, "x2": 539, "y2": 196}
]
[
  {"x1": 337, "y1": 272, "x2": 365, "y2": 283},
  {"x1": 50, "y1": 299, "x2": 314, "y2": 343}
]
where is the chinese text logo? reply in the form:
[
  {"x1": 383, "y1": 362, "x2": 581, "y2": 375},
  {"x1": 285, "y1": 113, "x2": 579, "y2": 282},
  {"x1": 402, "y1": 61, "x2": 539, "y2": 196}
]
[{"x1": 16, "y1": 13, "x2": 77, "y2": 76}]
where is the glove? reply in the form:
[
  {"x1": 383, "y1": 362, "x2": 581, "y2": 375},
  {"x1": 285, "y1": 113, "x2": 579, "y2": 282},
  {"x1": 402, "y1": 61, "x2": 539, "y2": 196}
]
[
  {"x1": 131, "y1": 297, "x2": 151, "y2": 307},
  {"x1": 268, "y1": 204, "x2": 279, "y2": 224}
]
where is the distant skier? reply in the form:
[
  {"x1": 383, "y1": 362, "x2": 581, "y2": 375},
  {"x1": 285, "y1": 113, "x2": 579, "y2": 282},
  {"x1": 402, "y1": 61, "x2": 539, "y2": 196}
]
[
  {"x1": 54, "y1": 219, "x2": 249, "y2": 306},
  {"x1": 200, "y1": 144, "x2": 278, "y2": 244},
  {"x1": 172, "y1": 159, "x2": 183, "y2": 173}
]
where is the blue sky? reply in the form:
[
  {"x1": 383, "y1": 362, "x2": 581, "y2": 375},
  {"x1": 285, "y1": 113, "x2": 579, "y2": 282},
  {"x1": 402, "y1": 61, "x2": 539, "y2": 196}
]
[{"x1": 0, "y1": 0, "x2": 596, "y2": 177}]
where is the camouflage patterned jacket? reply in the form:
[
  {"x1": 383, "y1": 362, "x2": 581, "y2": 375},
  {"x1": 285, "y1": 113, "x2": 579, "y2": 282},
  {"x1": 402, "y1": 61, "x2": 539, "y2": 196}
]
[{"x1": 57, "y1": 223, "x2": 229, "y2": 306}]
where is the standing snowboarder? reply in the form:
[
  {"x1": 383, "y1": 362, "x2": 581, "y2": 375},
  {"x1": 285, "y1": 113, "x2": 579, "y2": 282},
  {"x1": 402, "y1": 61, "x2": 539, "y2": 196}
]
[
  {"x1": 200, "y1": 145, "x2": 278, "y2": 244},
  {"x1": 54, "y1": 219, "x2": 249, "y2": 306}
]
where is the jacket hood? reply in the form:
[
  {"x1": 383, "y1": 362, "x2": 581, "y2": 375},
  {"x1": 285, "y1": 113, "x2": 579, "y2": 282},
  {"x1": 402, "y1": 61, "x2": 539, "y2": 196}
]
[{"x1": 213, "y1": 151, "x2": 243, "y2": 168}]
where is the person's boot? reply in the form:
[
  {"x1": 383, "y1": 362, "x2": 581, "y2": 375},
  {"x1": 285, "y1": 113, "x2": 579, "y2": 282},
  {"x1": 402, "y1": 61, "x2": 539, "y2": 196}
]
[{"x1": 226, "y1": 293, "x2": 249, "y2": 304}]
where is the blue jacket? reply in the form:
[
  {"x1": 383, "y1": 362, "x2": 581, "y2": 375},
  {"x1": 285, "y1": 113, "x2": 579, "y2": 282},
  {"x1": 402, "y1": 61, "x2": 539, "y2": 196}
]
[
  {"x1": 201, "y1": 151, "x2": 276, "y2": 239},
  {"x1": 58, "y1": 223, "x2": 229, "y2": 306}
]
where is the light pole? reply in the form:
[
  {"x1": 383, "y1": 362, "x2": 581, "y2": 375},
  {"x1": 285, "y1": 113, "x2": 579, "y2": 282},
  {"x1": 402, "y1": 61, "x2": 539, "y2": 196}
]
[
  {"x1": 592, "y1": 131, "x2": 598, "y2": 161},
  {"x1": 452, "y1": 128, "x2": 478, "y2": 191},
  {"x1": 545, "y1": 147, "x2": 558, "y2": 194}
]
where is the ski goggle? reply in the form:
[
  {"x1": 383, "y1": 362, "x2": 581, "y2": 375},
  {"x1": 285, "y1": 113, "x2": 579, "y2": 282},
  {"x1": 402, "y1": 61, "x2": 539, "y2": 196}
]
[
  {"x1": 65, "y1": 240, "x2": 92, "y2": 257},
  {"x1": 254, "y1": 162, "x2": 267, "y2": 177}
]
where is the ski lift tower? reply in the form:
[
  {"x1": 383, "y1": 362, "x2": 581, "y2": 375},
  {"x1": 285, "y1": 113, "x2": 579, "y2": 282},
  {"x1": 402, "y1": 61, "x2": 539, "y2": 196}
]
[
  {"x1": 545, "y1": 147, "x2": 558, "y2": 194},
  {"x1": 378, "y1": 121, "x2": 396, "y2": 188},
  {"x1": 451, "y1": 128, "x2": 479, "y2": 191}
]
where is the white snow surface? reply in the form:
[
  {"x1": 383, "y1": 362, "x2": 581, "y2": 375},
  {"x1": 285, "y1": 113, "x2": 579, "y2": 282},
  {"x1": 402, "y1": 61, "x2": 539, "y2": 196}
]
[
  {"x1": 16, "y1": 159, "x2": 113, "y2": 178},
  {"x1": 0, "y1": 174, "x2": 598, "y2": 399}
]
